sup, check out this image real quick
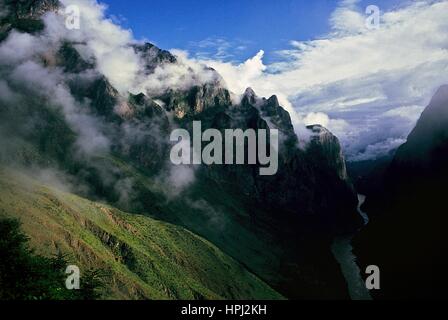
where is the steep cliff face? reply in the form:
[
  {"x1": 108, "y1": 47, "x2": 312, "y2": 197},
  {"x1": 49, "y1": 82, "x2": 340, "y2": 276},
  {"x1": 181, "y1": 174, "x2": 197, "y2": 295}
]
[
  {"x1": 190, "y1": 89, "x2": 358, "y2": 231},
  {"x1": 354, "y1": 85, "x2": 448, "y2": 299},
  {"x1": 160, "y1": 87, "x2": 361, "y2": 299},
  {"x1": 160, "y1": 80, "x2": 232, "y2": 118},
  {"x1": 394, "y1": 85, "x2": 448, "y2": 164},
  {"x1": 307, "y1": 125, "x2": 348, "y2": 181},
  {"x1": 0, "y1": 1, "x2": 361, "y2": 299}
]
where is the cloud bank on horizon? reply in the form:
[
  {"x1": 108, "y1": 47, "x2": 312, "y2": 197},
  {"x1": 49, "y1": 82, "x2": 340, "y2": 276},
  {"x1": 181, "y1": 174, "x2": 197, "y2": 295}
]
[{"x1": 194, "y1": 0, "x2": 448, "y2": 161}]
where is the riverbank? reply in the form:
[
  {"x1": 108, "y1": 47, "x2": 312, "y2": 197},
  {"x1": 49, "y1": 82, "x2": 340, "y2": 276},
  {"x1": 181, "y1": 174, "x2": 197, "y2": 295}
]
[{"x1": 331, "y1": 194, "x2": 372, "y2": 300}]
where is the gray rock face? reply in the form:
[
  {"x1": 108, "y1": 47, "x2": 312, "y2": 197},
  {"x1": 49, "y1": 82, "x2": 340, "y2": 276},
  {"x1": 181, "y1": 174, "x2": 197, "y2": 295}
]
[
  {"x1": 14, "y1": 0, "x2": 59, "y2": 19},
  {"x1": 307, "y1": 125, "x2": 348, "y2": 181},
  {"x1": 176, "y1": 87, "x2": 359, "y2": 232},
  {"x1": 159, "y1": 80, "x2": 232, "y2": 119},
  {"x1": 57, "y1": 42, "x2": 95, "y2": 74},
  {"x1": 0, "y1": 0, "x2": 59, "y2": 38},
  {"x1": 133, "y1": 42, "x2": 177, "y2": 74},
  {"x1": 175, "y1": 88, "x2": 361, "y2": 299}
]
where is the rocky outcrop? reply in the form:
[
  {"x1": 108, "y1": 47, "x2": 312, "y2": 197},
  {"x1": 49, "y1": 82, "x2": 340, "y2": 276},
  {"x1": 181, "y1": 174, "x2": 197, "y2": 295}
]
[
  {"x1": 133, "y1": 42, "x2": 177, "y2": 74},
  {"x1": 0, "y1": 0, "x2": 59, "y2": 39},
  {"x1": 12, "y1": 0, "x2": 59, "y2": 19},
  {"x1": 158, "y1": 74, "x2": 232, "y2": 119},
  {"x1": 56, "y1": 42, "x2": 95, "y2": 74},
  {"x1": 307, "y1": 125, "x2": 348, "y2": 181}
]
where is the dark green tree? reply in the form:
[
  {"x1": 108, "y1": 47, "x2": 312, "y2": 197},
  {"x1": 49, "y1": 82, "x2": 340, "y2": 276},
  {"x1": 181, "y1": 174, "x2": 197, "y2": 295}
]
[{"x1": 0, "y1": 218, "x2": 104, "y2": 300}]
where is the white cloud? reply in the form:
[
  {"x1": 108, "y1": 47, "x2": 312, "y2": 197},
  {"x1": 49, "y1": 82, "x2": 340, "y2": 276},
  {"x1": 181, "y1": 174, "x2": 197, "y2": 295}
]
[
  {"x1": 9, "y1": 60, "x2": 110, "y2": 155},
  {"x1": 42, "y1": 0, "x2": 219, "y2": 100},
  {"x1": 382, "y1": 105, "x2": 425, "y2": 121},
  {"x1": 3, "y1": 0, "x2": 447, "y2": 162},
  {"x1": 0, "y1": 31, "x2": 45, "y2": 64},
  {"x1": 302, "y1": 112, "x2": 350, "y2": 139},
  {"x1": 134, "y1": 49, "x2": 220, "y2": 96},
  {"x1": 330, "y1": 0, "x2": 365, "y2": 35},
  {"x1": 52, "y1": 0, "x2": 140, "y2": 94},
  {"x1": 197, "y1": 0, "x2": 448, "y2": 160},
  {"x1": 188, "y1": 37, "x2": 250, "y2": 61},
  {"x1": 200, "y1": 50, "x2": 267, "y2": 98}
]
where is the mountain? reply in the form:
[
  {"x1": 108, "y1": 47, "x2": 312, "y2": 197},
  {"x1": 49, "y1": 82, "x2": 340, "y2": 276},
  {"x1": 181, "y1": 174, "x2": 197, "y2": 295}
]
[
  {"x1": 0, "y1": 168, "x2": 282, "y2": 300},
  {"x1": 346, "y1": 151, "x2": 396, "y2": 202},
  {"x1": 0, "y1": 0, "x2": 362, "y2": 299},
  {"x1": 133, "y1": 42, "x2": 177, "y2": 74},
  {"x1": 307, "y1": 124, "x2": 349, "y2": 181},
  {"x1": 0, "y1": 0, "x2": 59, "y2": 39},
  {"x1": 394, "y1": 85, "x2": 448, "y2": 163},
  {"x1": 353, "y1": 85, "x2": 448, "y2": 299},
  {"x1": 164, "y1": 88, "x2": 362, "y2": 299}
]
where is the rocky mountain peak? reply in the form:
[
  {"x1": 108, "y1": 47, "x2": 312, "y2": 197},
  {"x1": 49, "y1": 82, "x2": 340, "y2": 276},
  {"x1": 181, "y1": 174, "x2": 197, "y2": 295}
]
[
  {"x1": 307, "y1": 125, "x2": 348, "y2": 181},
  {"x1": 133, "y1": 42, "x2": 177, "y2": 74},
  {"x1": 308, "y1": 124, "x2": 330, "y2": 136},
  {"x1": 244, "y1": 87, "x2": 256, "y2": 97},
  {"x1": 395, "y1": 84, "x2": 448, "y2": 162},
  {"x1": 267, "y1": 95, "x2": 280, "y2": 106},
  {"x1": 242, "y1": 87, "x2": 258, "y2": 106},
  {"x1": 429, "y1": 84, "x2": 448, "y2": 106},
  {"x1": 261, "y1": 95, "x2": 280, "y2": 115}
]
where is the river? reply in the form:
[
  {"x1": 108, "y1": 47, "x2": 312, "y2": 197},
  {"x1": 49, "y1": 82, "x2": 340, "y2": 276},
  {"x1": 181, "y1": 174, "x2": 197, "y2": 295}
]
[{"x1": 331, "y1": 194, "x2": 372, "y2": 300}]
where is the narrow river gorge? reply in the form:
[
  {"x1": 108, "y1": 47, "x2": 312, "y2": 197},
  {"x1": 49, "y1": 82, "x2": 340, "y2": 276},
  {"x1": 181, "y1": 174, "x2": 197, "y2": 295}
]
[{"x1": 331, "y1": 194, "x2": 372, "y2": 300}]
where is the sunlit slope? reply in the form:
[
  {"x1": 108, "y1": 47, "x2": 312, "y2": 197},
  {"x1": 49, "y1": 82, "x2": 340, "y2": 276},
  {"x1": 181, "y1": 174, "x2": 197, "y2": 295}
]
[{"x1": 0, "y1": 168, "x2": 282, "y2": 300}]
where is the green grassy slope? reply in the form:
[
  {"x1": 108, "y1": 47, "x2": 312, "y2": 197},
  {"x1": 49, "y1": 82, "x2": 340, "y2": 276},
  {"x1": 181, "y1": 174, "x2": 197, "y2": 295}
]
[
  {"x1": 105, "y1": 156, "x2": 283, "y2": 282},
  {"x1": 0, "y1": 168, "x2": 282, "y2": 300},
  {"x1": 76, "y1": 155, "x2": 349, "y2": 299}
]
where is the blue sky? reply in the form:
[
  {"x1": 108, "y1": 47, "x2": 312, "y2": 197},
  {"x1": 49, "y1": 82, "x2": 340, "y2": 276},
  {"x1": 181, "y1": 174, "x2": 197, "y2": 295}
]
[
  {"x1": 102, "y1": 0, "x2": 403, "y2": 63},
  {"x1": 84, "y1": 0, "x2": 448, "y2": 160}
]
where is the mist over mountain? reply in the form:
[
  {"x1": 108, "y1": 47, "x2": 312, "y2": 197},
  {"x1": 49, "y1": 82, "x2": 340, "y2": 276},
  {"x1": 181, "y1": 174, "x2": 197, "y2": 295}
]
[
  {"x1": 4, "y1": 0, "x2": 448, "y2": 302},
  {"x1": 198, "y1": 0, "x2": 448, "y2": 162},
  {"x1": 0, "y1": 0, "x2": 366, "y2": 300}
]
